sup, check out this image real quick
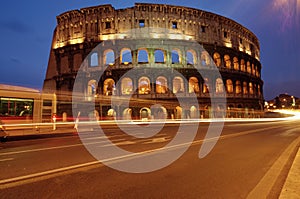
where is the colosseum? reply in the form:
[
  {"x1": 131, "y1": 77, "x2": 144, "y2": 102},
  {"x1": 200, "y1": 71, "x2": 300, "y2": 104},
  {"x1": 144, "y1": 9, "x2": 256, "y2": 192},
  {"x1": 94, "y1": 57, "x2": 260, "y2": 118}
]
[{"x1": 43, "y1": 3, "x2": 264, "y2": 120}]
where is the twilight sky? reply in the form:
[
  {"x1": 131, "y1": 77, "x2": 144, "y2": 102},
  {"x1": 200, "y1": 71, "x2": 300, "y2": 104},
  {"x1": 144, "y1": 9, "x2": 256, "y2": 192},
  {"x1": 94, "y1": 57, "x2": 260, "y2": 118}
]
[{"x1": 0, "y1": 0, "x2": 299, "y2": 100}]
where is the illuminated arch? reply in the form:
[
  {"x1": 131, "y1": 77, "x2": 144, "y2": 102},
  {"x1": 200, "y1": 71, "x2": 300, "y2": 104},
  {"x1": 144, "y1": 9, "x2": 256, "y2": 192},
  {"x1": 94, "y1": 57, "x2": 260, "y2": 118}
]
[
  {"x1": 121, "y1": 77, "x2": 133, "y2": 95},
  {"x1": 224, "y1": 55, "x2": 231, "y2": 69},
  {"x1": 189, "y1": 77, "x2": 200, "y2": 93},
  {"x1": 203, "y1": 77, "x2": 209, "y2": 93},
  {"x1": 156, "y1": 76, "x2": 168, "y2": 94},
  {"x1": 246, "y1": 61, "x2": 251, "y2": 74},
  {"x1": 216, "y1": 78, "x2": 224, "y2": 93},
  {"x1": 243, "y1": 81, "x2": 248, "y2": 94},
  {"x1": 240, "y1": 59, "x2": 246, "y2": 72},
  {"x1": 249, "y1": 82, "x2": 254, "y2": 95},
  {"x1": 213, "y1": 52, "x2": 221, "y2": 67},
  {"x1": 236, "y1": 81, "x2": 242, "y2": 94},
  {"x1": 103, "y1": 78, "x2": 115, "y2": 96},
  {"x1": 87, "y1": 79, "x2": 97, "y2": 95},
  {"x1": 226, "y1": 79, "x2": 233, "y2": 93},
  {"x1": 233, "y1": 57, "x2": 239, "y2": 70},
  {"x1": 138, "y1": 76, "x2": 151, "y2": 94},
  {"x1": 173, "y1": 76, "x2": 184, "y2": 93}
]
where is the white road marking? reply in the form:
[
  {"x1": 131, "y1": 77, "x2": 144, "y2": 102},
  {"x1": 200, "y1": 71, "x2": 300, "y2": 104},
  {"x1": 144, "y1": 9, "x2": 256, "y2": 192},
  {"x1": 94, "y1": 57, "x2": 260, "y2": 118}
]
[{"x1": 247, "y1": 134, "x2": 300, "y2": 199}]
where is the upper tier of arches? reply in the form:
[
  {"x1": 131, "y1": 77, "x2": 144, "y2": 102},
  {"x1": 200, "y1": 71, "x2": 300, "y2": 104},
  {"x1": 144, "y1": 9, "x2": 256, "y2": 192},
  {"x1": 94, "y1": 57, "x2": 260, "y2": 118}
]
[{"x1": 87, "y1": 47, "x2": 261, "y2": 78}]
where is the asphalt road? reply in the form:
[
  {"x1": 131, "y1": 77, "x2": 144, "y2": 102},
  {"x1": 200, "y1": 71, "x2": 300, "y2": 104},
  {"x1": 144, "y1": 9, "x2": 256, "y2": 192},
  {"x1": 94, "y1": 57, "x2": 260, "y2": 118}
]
[{"x1": 0, "y1": 120, "x2": 299, "y2": 198}]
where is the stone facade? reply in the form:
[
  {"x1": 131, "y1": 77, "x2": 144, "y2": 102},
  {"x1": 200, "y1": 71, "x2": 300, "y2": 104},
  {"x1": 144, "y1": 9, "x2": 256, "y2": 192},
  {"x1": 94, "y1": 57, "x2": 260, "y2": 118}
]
[{"x1": 43, "y1": 3, "x2": 264, "y2": 120}]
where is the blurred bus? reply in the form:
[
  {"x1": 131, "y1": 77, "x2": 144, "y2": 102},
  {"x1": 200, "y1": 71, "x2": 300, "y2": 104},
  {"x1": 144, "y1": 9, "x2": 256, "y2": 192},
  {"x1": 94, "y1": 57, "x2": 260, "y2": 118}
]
[{"x1": 0, "y1": 84, "x2": 56, "y2": 126}]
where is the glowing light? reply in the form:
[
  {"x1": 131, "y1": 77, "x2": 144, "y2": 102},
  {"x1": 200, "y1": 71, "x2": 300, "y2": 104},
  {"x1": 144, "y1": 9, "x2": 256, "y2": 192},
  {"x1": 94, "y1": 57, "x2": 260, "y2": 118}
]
[
  {"x1": 100, "y1": 34, "x2": 127, "y2": 40},
  {"x1": 224, "y1": 42, "x2": 232, "y2": 48}
]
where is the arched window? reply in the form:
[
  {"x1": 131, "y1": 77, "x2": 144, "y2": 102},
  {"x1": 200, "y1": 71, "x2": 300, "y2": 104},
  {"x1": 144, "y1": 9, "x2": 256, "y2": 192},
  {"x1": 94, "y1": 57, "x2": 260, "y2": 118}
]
[
  {"x1": 171, "y1": 49, "x2": 180, "y2": 64},
  {"x1": 213, "y1": 52, "x2": 221, "y2": 67},
  {"x1": 138, "y1": 77, "x2": 151, "y2": 94},
  {"x1": 138, "y1": 49, "x2": 149, "y2": 64},
  {"x1": 258, "y1": 85, "x2": 261, "y2": 95},
  {"x1": 224, "y1": 55, "x2": 231, "y2": 69},
  {"x1": 104, "y1": 50, "x2": 115, "y2": 66},
  {"x1": 201, "y1": 51, "x2": 210, "y2": 66},
  {"x1": 240, "y1": 59, "x2": 246, "y2": 72},
  {"x1": 203, "y1": 78, "x2": 209, "y2": 93},
  {"x1": 88, "y1": 80, "x2": 97, "y2": 95},
  {"x1": 249, "y1": 82, "x2": 254, "y2": 95},
  {"x1": 252, "y1": 64, "x2": 255, "y2": 76},
  {"x1": 90, "y1": 52, "x2": 98, "y2": 67},
  {"x1": 247, "y1": 61, "x2": 251, "y2": 74},
  {"x1": 216, "y1": 78, "x2": 224, "y2": 93},
  {"x1": 226, "y1": 79, "x2": 233, "y2": 93},
  {"x1": 103, "y1": 78, "x2": 115, "y2": 96},
  {"x1": 156, "y1": 76, "x2": 168, "y2": 94},
  {"x1": 189, "y1": 77, "x2": 199, "y2": 93},
  {"x1": 121, "y1": 77, "x2": 133, "y2": 95},
  {"x1": 236, "y1": 81, "x2": 241, "y2": 94},
  {"x1": 154, "y1": 49, "x2": 165, "y2": 63},
  {"x1": 233, "y1": 57, "x2": 239, "y2": 70},
  {"x1": 243, "y1": 82, "x2": 248, "y2": 94},
  {"x1": 173, "y1": 76, "x2": 184, "y2": 93},
  {"x1": 187, "y1": 50, "x2": 196, "y2": 65},
  {"x1": 255, "y1": 66, "x2": 259, "y2": 77},
  {"x1": 120, "y1": 48, "x2": 132, "y2": 64}
]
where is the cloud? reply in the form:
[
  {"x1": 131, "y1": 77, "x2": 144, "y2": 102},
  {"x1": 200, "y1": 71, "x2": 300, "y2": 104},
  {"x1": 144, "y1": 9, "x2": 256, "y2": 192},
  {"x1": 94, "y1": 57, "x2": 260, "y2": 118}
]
[{"x1": 0, "y1": 19, "x2": 32, "y2": 34}]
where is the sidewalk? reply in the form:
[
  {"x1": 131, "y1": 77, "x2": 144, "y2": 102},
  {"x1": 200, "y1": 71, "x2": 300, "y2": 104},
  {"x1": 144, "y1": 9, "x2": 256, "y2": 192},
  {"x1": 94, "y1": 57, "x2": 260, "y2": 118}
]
[{"x1": 279, "y1": 147, "x2": 300, "y2": 198}]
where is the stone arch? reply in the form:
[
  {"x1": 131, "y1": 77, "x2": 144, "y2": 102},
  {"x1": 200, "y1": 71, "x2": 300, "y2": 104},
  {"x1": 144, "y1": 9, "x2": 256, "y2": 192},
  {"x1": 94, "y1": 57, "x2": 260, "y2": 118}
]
[
  {"x1": 216, "y1": 78, "x2": 224, "y2": 93},
  {"x1": 171, "y1": 49, "x2": 181, "y2": 64},
  {"x1": 140, "y1": 107, "x2": 151, "y2": 119},
  {"x1": 103, "y1": 49, "x2": 115, "y2": 66},
  {"x1": 103, "y1": 78, "x2": 115, "y2": 96},
  {"x1": 87, "y1": 79, "x2": 97, "y2": 96},
  {"x1": 190, "y1": 105, "x2": 199, "y2": 119},
  {"x1": 201, "y1": 51, "x2": 211, "y2": 66},
  {"x1": 173, "y1": 76, "x2": 185, "y2": 93},
  {"x1": 137, "y1": 48, "x2": 149, "y2": 63},
  {"x1": 121, "y1": 77, "x2": 133, "y2": 95},
  {"x1": 123, "y1": 108, "x2": 132, "y2": 120},
  {"x1": 189, "y1": 77, "x2": 200, "y2": 93},
  {"x1": 138, "y1": 76, "x2": 151, "y2": 94},
  {"x1": 175, "y1": 106, "x2": 182, "y2": 119},
  {"x1": 243, "y1": 81, "x2": 248, "y2": 94},
  {"x1": 233, "y1": 57, "x2": 239, "y2": 70},
  {"x1": 151, "y1": 105, "x2": 167, "y2": 119},
  {"x1": 226, "y1": 79, "x2": 233, "y2": 93},
  {"x1": 90, "y1": 52, "x2": 98, "y2": 67},
  {"x1": 154, "y1": 49, "x2": 165, "y2": 63},
  {"x1": 120, "y1": 48, "x2": 132, "y2": 64},
  {"x1": 156, "y1": 76, "x2": 168, "y2": 94},
  {"x1": 186, "y1": 49, "x2": 197, "y2": 65},
  {"x1": 224, "y1": 55, "x2": 231, "y2": 69},
  {"x1": 236, "y1": 80, "x2": 242, "y2": 94},
  {"x1": 213, "y1": 52, "x2": 221, "y2": 67}
]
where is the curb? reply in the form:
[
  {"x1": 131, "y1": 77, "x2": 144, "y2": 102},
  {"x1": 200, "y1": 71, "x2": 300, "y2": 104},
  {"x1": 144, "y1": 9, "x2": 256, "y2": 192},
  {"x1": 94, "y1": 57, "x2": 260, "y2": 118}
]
[{"x1": 279, "y1": 147, "x2": 300, "y2": 198}]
